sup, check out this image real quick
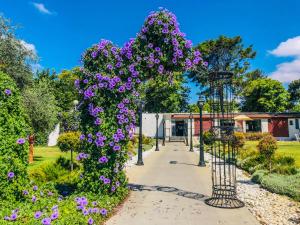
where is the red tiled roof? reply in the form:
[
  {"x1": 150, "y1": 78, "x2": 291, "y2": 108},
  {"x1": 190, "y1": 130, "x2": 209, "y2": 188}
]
[{"x1": 171, "y1": 112, "x2": 300, "y2": 119}]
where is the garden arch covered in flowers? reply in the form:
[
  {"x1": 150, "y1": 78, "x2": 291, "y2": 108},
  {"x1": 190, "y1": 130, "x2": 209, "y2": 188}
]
[{"x1": 76, "y1": 9, "x2": 205, "y2": 194}]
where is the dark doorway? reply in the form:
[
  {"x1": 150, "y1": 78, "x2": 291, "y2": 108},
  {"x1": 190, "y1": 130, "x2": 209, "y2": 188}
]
[{"x1": 175, "y1": 121, "x2": 184, "y2": 136}]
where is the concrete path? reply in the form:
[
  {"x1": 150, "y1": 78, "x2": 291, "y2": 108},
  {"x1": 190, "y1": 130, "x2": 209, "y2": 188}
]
[{"x1": 106, "y1": 142, "x2": 260, "y2": 225}]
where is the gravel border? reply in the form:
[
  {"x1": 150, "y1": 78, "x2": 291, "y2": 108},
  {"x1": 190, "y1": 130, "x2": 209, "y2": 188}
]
[{"x1": 194, "y1": 149, "x2": 300, "y2": 225}]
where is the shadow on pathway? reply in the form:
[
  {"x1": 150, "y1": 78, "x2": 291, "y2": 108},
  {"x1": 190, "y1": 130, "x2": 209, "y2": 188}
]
[{"x1": 128, "y1": 183, "x2": 207, "y2": 202}]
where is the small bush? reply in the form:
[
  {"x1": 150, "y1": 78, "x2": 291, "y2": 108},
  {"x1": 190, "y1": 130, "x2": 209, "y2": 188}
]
[
  {"x1": 244, "y1": 132, "x2": 269, "y2": 141},
  {"x1": 257, "y1": 134, "x2": 278, "y2": 171},
  {"x1": 29, "y1": 162, "x2": 68, "y2": 183},
  {"x1": 275, "y1": 155, "x2": 295, "y2": 166},
  {"x1": 231, "y1": 132, "x2": 246, "y2": 149},
  {"x1": 57, "y1": 131, "x2": 81, "y2": 152},
  {"x1": 251, "y1": 170, "x2": 268, "y2": 183},
  {"x1": 271, "y1": 165, "x2": 298, "y2": 175},
  {"x1": 56, "y1": 156, "x2": 80, "y2": 170},
  {"x1": 203, "y1": 130, "x2": 215, "y2": 146},
  {"x1": 142, "y1": 135, "x2": 153, "y2": 145}
]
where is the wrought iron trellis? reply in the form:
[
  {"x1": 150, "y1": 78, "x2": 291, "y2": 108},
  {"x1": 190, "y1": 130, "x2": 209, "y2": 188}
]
[{"x1": 204, "y1": 71, "x2": 244, "y2": 208}]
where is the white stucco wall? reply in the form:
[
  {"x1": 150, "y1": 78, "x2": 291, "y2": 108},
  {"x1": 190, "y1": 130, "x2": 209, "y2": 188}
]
[
  {"x1": 261, "y1": 119, "x2": 269, "y2": 133},
  {"x1": 288, "y1": 118, "x2": 300, "y2": 140},
  {"x1": 140, "y1": 113, "x2": 164, "y2": 138}
]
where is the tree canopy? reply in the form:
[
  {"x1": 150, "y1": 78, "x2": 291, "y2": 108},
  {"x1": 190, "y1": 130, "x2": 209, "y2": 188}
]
[
  {"x1": 288, "y1": 79, "x2": 300, "y2": 112},
  {"x1": 0, "y1": 16, "x2": 36, "y2": 90},
  {"x1": 242, "y1": 78, "x2": 289, "y2": 112}
]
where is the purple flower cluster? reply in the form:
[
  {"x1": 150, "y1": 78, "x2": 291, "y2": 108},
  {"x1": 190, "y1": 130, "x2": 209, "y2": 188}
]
[
  {"x1": 4, "y1": 209, "x2": 19, "y2": 221},
  {"x1": 16, "y1": 138, "x2": 26, "y2": 145},
  {"x1": 98, "y1": 156, "x2": 108, "y2": 164},
  {"x1": 75, "y1": 196, "x2": 108, "y2": 224},
  {"x1": 99, "y1": 175, "x2": 111, "y2": 185},
  {"x1": 76, "y1": 152, "x2": 89, "y2": 161}
]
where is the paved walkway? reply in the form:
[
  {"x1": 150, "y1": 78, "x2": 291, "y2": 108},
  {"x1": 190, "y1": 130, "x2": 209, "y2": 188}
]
[{"x1": 106, "y1": 143, "x2": 260, "y2": 225}]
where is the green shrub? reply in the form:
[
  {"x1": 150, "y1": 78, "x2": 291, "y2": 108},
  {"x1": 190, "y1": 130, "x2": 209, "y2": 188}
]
[
  {"x1": 244, "y1": 132, "x2": 269, "y2": 141},
  {"x1": 260, "y1": 172, "x2": 300, "y2": 201},
  {"x1": 231, "y1": 132, "x2": 246, "y2": 149},
  {"x1": 203, "y1": 130, "x2": 215, "y2": 146},
  {"x1": 275, "y1": 155, "x2": 295, "y2": 166},
  {"x1": 257, "y1": 134, "x2": 278, "y2": 171},
  {"x1": 56, "y1": 156, "x2": 80, "y2": 170},
  {"x1": 238, "y1": 154, "x2": 265, "y2": 173},
  {"x1": 57, "y1": 132, "x2": 81, "y2": 171},
  {"x1": 142, "y1": 135, "x2": 153, "y2": 145},
  {"x1": 29, "y1": 162, "x2": 68, "y2": 183},
  {"x1": 0, "y1": 71, "x2": 30, "y2": 201},
  {"x1": 57, "y1": 131, "x2": 81, "y2": 152},
  {"x1": 271, "y1": 165, "x2": 298, "y2": 175},
  {"x1": 251, "y1": 169, "x2": 268, "y2": 183}
]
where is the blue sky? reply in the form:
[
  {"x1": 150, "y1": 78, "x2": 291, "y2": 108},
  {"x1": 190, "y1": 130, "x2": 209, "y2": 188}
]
[{"x1": 1, "y1": 0, "x2": 300, "y2": 103}]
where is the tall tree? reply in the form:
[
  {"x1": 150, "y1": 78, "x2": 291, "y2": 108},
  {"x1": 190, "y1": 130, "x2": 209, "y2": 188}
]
[
  {"x1": 189, "y1": 35, "x2": 256, "y2": 96},
  {"x1": 0, "y1": 16, "x2": 36, "y2": 89},
  {"x1": 140, "y1": 73, "x2": 190, "y2": 113},
  {"x1": 23, "y1": 77, "x2": 59, "y2": 144},
  {"x1": 242, "y1": 78, "x2": 289, "y2": 112},
  {"x1": 288, "y1": 79, "x2": 300, "y2": 111}
]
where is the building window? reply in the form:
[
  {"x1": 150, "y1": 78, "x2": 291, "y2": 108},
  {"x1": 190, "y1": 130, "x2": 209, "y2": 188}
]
[
  {"x1": 296, "y1": 119, "x2": 299, "y2": 130},
  {"x1": 246, "y1": 120, "x2": 262, "y2": 132},
  {"x1": 290, "y1": 120, "x2": 294, "y2": 126}
]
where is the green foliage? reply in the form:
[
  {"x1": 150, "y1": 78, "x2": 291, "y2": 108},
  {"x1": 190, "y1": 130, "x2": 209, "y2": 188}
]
[
  {"x1": 231, "y1": 132, "x2": 246, "y2": 149},
  {"x1": 288, "y1": 79, "x2": 300, "y2": 110},
  {"x1": 55, "y1": 69, "x2": 80, "y2": 112},
  {"x1": 78, "y1": 9, "x2": 199, "y2": 196},
  {"x1": 141, "y1": 73, "x2": 190, "y2": 113},
  {"x1": 257, "y1": 135, "x2": 278, "y2": 160},
  {"x1": 203, "y1": 131, "x2": 214, "y2": 146},
  {"x1": 0, "y1": 187, "x2": 129, "y2": 225},
  {"x1": 57, "y1": 132, "x2": 81, "y2": 153},
  {"x1": 0, "y1": 16, "x2": 36, "y2": 90},
  {"x1": 23, "y1": 77, "x2": 59, "y2": 144},
  {"x1": 56, "y1": 156, "x2": 80, "y2": 170},
  {"x1": 188, "y1": 103, "x2": 199, "y2": 113},
  {"x1": 189, "y1": 35, "x2": 256, "y2": 97},
  {"x1": 251, "y1": 171, "x2": 300, "y2": 201},
  {"x1": 244, "y1": 132, "x2": 269, "y2": 141},
  {"x1": 242, "y1": 78, "x2": 290, "y2": 112},
  {"x1": 0, "y1": 71, "x2": 30, "y2": 201}
]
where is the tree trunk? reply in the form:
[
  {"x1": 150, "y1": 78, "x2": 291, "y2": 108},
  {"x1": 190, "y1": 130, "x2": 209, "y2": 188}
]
[{"x1": 70, "y1": 149, "x2": 73, "y2": 171}]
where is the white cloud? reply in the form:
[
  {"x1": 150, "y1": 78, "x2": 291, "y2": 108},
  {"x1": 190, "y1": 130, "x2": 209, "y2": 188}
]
[
  {"x1": 269, "y1": 36, "x2": 300, "y2": 83},
  {"x1": 32, "y1": 2, "x2": 53, "y2": 15},
  {"x1": 269, "y1": 59, "x2": 300, "y2": 82},
  {"x1": 20, "y1": 39, "x2": 36, "y2": 55},
  {"x1": 270, "y1": 36, "x2": 300, "y2": 57}
]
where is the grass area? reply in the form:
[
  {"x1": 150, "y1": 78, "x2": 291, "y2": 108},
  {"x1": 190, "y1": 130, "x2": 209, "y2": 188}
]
[
  {"x1": 30, "y1": 140, "x2": 155, "y2": 169},
  {"x1": 29, "y1": 146, "x2": 69, "y2": 170},
  {"x1": 244, "y1": 141, "x2": 300, "y2": 168}
]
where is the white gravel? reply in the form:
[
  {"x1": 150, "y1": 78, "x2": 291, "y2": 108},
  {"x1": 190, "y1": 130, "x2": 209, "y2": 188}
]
[{"x1": 199, "y1": 150, "x2": 300, "y2": 225}]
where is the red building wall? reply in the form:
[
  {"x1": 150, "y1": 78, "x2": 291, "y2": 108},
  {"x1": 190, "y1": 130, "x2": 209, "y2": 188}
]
[
  {"x1": 268, "y1": 118, "x2": 289, "y2": 137},
  {"x1": 194, "y1": 118, "x2": 212, "y2": 136}
]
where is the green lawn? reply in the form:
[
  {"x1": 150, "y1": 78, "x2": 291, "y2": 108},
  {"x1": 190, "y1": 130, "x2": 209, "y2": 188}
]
[
  {"x1": 244, "y1": 141, "x2": 300, "y2": 168},
  {"x1": 30, "y1": 141, "x2": 155, "y2": 169},
  {"x1": 28, "y1": 146, "x2": 69, "y2": 170}
]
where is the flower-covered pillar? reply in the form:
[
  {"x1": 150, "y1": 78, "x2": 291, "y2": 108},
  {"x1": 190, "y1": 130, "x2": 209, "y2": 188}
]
[{"x1": 76, "y1": 9, "x2": 205, "y2": 194}]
